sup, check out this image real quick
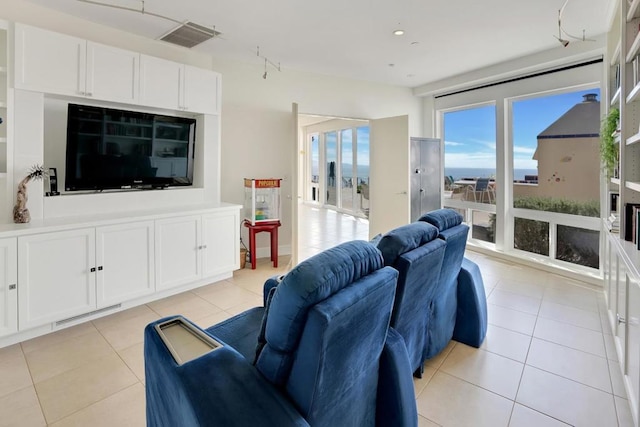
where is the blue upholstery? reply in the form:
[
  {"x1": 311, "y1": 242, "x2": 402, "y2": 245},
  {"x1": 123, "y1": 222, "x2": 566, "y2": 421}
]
[
  {"x1": 419, "y1": 207, "x2": 463, "y2": 231},
  {"x1": 419, "y1": 209, "x2": 469, "y2": 359},
  {"x1": 144, "y1": 318, "x2": 309, "y2": 427},
  {"x1": 205, "y1": 307, "x2": 264, "y2": 360},
  {"x1": 376, "y1": 328, "x2": 418, "y2": 427},
  {"x1": 453, "y1": 258, "x2": 488, "y2": 348},
  {"x1": 145, "y1": 240, "x2": 418, "y2": 427},
  {"x1": 376, "y1": 222, "x2": 445, "y2": 375}
]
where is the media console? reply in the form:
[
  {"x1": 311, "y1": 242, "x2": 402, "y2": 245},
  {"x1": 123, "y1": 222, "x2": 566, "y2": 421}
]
[{"x1": 0, "y1": 203, "x2": 241, "y2": 347}]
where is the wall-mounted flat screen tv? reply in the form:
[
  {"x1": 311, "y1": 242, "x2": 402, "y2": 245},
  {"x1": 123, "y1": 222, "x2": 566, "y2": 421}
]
[{"x1": 65, "y1": 103, "x2": 196, "y2": 191}]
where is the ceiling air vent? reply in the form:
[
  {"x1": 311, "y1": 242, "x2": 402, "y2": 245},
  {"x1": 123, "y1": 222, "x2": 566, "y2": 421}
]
[{"x1": 159, "y1": 22, "x2": 221, "y2": 48}]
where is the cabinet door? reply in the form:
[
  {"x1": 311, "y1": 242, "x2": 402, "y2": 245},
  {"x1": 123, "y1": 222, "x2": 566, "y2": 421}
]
[
  {"x1": 86, "y1": 42, "x2": 139, "y2": 104},
  {"x1": 155, "y1": 215, "x2": 201, "y2": 290},
  {"x1": 616, "y1": 259, "x2": 628, "y2": 365},
  {"x1": 18, "y1": 229, "x2": 96, "y2": 329},
  {"x1": 202, "y1": 212, "x2": 239, "y2": 277},
  {"x1": 183, "y1": 65, "x2": 220, "y2": 114},
  {"x1": 627, "y1": 279, "x2": 640, "y2": 418},
  {"x1": 96, "y1": 221, "x2": 155, "y2": 307},
  {"x1": 14, "y1": 24, "x2": 86, "y2": 97},
  {"x1": 0, "y1": 238, "x2": 17, "y2": 337},
  {"x1": 139, "y1": 55, "x2": 183, "y2": 111}
]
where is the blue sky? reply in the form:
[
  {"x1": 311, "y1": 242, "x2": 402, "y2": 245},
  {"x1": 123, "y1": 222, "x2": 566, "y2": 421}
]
[{"x1": 444, "y1": 88, "x2": 601, "y2": 170}]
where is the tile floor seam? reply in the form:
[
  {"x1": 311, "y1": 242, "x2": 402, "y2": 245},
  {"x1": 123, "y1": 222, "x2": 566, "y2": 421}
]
[
  {"x1": 531, "y1": 334, "x2": 608, "y2": 360},
  {"x1": 512, "y1": 402, "x2": 573, "y2": 426},
  {"x1": 434, "y1": 367, "x2": 519, "y2": 403},
  {"x1": 522, "y1": 359, "x2": 617, "y2": 396},
  {"x1": 46, "y1": 379, "x2": 143, "y2": 426},
  {"x1": 18, "y1": 343, "x2": 49, "y2": 424}
]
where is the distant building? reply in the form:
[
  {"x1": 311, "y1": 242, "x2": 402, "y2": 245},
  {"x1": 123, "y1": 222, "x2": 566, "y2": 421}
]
[{"x1": 514, "y1": 93, "x2": 600, "y2": 202}]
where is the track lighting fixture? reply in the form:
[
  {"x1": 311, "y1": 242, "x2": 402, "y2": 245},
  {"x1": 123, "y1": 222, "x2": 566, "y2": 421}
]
[
  {"x1": 554, "y1": 0, "x2": 595, "y2": 48},
  {"x1": 76, "y1": 0, "x2": 283, "y2": 79}
]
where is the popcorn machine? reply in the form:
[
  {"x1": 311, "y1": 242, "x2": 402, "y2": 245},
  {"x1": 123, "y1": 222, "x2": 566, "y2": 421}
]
[{"x1": 243, "y1": 178, "x2": 282, "y2": 226}]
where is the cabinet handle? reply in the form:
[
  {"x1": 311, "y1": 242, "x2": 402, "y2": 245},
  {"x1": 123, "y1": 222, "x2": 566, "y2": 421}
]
[
  {"x1": 90, "y1": 267, "x2": 96, "y2": 273},
  {"x1": 202, "y1": 244, "x2": 207, "y2": 249},
  {"x1": 86, "y1": 92, "x2": 93, "y2": 97},
  {"x1": 617, "y1": 313, "x2": 626, "y2": 324},
  {"x1": 78, "y1": 91, "x2": 85, "y2": 96},
  {"x1": 8, "y1": 284, "x2": 16, "y2": 290},
  {"x1": 98, "y1": 266, "x2": 103, "y2": 271}
]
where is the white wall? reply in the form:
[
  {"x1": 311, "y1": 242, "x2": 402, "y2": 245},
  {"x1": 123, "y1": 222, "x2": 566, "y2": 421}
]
[{"x1": 1, "y1": 0, "x2": 422, "y2": 253}]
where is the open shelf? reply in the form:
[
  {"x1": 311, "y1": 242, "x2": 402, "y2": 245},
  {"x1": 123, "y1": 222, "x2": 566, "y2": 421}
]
[
  {"x1": 627, "y1": 132, "x2": 640, "y2": 145},
  {"x1": 612, "y1": 177, "x2": 621, "y2": 186},
  {"x1": 626, "y1": 181, "x2": 640, "y2": 192},
  {"x1": 629, "y1": 0, "x2": 640, "y2": 21},
  {"x1": 612, "y1": 41, "x2": 622, "y2": 66},
  {"x1": 612, "y1": 86, "x2": 622, "y2": 105},
  {"x1": 627, "y1": 29, "x2": 640, "y2": 63},
  {"x1": 628, "y1": 82, "x2": 640, "y2": 104}
]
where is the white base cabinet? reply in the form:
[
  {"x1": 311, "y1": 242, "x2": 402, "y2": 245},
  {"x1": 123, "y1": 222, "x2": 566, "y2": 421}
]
[
  {"x1": 156, "y1": 210, "x2": 239, "y2": 290},
  {"x1": 0, "y1": 205, "x2": 239, "y2": 343},
  {"x1": 0, "y1": 237, "x2": 17, "y2": 337},
  {"x1": 18, "y1": 228, "x2": 96, "y2": 330},
  {"x1": 604, "y1": 227, "x2": 640, "y2": 425},
  {"x1": 96, "y1": 221, "x2": 155, "y2": 307}
]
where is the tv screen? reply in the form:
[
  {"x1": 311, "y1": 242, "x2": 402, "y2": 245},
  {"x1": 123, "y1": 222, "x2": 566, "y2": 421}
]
[{"x1": 65, "y1": 103, "x2": 196, "y2": 191}]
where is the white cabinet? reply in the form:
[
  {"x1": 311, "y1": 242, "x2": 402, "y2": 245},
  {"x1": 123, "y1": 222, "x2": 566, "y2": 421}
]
[
  {"x1": 18, "y1": 228, "x2": 96, "y2": 330},
  {"x1": 140, "y1": 54, "x2": 219, "y2": 114},
  {"x1": 17, "y1": 221, "x2": 155, "y2": 329},
  {"x1": 96, "y1": 221, "x2": 155, "y2": 307},
  {"x1": 202, "y1": 212, "x2": 239, "y2": 277},
  {"x1": 156, "y1": 210, "x2": 239, "y2": 290},
  {"x1": 0, "y1": 238, "x2": 17, "y2": 337},
  {"x1": 14, "y1": 24, "x2": 139, "y2": 104},
  {"x1": 155, "y1": 215, "x2": 201, "y2": 290}
]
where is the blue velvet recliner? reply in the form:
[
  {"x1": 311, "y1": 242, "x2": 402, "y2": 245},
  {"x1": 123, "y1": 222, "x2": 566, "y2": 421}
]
[
  {"x1": 418, "y1": 208, "x2": 469, "y2": 359},
  {"x1": 144, "y1": 240, "x2": 418, "y2": 427},
  {"x1": 375, "y1": 221, "x2": 446, "y2": 376}
]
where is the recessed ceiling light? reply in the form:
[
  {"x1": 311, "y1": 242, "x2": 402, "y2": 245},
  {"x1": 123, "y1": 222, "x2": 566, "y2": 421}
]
[{"x1": 393, "y1": 29, "x2": 405, "y2": 36}]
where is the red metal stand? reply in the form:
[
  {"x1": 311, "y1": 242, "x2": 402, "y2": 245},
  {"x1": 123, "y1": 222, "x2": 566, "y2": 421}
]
[{"x1": 243, "y1": 219, "x2": 281, "y2": 269}]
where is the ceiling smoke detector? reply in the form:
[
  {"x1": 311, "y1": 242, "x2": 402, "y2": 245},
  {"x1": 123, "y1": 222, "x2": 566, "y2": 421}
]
[{"x1": 159, "y1": 22, "x2": 221, "y2": 48}]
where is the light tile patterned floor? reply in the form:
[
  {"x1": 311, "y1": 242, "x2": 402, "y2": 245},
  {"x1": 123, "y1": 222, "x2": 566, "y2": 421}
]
[{"x1": 0, "y1": 204, "x2": 633, "y2": 426}]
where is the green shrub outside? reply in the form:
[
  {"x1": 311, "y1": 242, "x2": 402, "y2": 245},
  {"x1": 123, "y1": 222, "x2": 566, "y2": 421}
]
[{"x1": 486, "y1": 196, "x2": 600, "y2": 268}]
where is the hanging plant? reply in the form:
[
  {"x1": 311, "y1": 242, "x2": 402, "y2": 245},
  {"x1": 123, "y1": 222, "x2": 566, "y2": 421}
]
[
  {"x1": 13, "y1": 164, "x2": 46, "y2": 224},
  {"x1": 600, "y1": 108, "x2": 619, "y2": 179}
]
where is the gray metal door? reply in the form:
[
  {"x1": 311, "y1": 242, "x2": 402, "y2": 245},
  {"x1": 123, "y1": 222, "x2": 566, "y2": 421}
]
[{"x1": 410, "y1": 137, "x2": 441, "y2": 221}]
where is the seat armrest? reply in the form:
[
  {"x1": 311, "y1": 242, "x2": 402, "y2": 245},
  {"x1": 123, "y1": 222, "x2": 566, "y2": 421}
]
[
  {"x1": 376, "y1": 328, "x2": 418, "y2": 427},
  {"x1": 145, "y1": 317, "x2": 309, "y2": 427},
  {"x1": 263, "y1": 274, "x2": 285, "y2": 305}
]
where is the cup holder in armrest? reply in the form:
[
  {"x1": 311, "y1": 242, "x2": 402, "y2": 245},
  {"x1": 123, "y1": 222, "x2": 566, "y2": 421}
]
[{"x1": 155, "y1": 316, "x2": 223, "y2": 365}]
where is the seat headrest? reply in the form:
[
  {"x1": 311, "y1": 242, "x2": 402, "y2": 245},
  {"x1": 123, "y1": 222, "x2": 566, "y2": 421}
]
[
  {"x1": 376, "y1": 222, "x2": 439, "y2": 266},
  {"x1": 418, "y1": 208, "x2": 463, "y2": 231},
  {"x1": 257, "y1": 240, "x2": 384, "y2": 385}
]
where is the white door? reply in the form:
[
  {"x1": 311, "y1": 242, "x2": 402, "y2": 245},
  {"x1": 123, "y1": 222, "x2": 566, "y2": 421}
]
[
  {"x1": 183, "y1": 65, "x2": 220, "y2": 114},
  {"x1": 96, "y1": 221, "x2": 155, "y2": 307},
  {"x1": 0, "y1": 237, "x2": 17, "y2": 337},
  {"x1": 369, "y1": 115, "x2": 410, "y2": 238},
  {"x1": 291, "y1": 102, "x2": 299, "y2": 266},
  {"x1": 139, "y1": 55, "x2": 183, "y2": 111},
  {"x1": 202, "y1": 212, "x2": 238, "y2": 277},
  {"x1": 18, "y1": 228, "x2": 96, "y2": 329},
  {"x1": 86, "y1": 42, "x2": 139, "y2": 104},
  {"x1": 155, "y1": 215, "x2": 201, "y2": 290},
  {"x1": 14, "y1": 24, "x2": 86, "y2": 97}
]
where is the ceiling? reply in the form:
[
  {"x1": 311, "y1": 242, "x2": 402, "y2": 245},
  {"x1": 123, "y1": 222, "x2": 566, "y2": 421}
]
[{"x1": 24, "y1": 0, "x2": 612, "y2": 88}]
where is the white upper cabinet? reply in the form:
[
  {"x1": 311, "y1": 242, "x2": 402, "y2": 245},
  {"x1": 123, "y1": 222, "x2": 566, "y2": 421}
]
[
  {"x1": 86, "y1": 42, "x2": 139, "y2": 104},
  {"x1": 15, "y1": 24, "x2": 86, "y2": 97},
  {"x1": 184, "y1": 65, "x2": 220, "y2": 115},
  {"x1": 140, "y1": 54, "x2": 220, "y2": 114},
  {"x1": 139, "y1": 54, "x2": 183, "y2": 112},
  {"x1": 15, "y1": 24, "x2": 139, "y2": 104}
]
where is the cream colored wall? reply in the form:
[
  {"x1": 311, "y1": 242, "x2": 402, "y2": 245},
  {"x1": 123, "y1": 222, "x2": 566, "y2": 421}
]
[
  {"x1": 0, "y1": 0, "x2": 422, "y2": 254},
  {"x1": 534, "y1": 137, "x2": 600, "y2": 202}
]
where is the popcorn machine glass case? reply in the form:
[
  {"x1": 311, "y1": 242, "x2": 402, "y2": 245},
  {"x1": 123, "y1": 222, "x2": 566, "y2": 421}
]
[{"x1": 244, "y1": 178, "x2": 282, "y2": 225}]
